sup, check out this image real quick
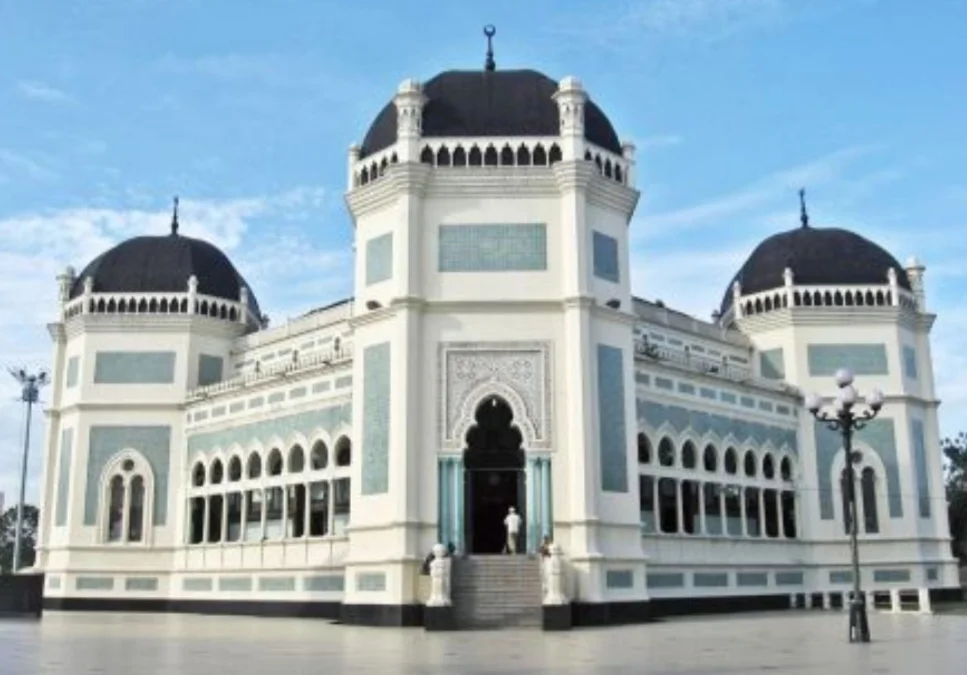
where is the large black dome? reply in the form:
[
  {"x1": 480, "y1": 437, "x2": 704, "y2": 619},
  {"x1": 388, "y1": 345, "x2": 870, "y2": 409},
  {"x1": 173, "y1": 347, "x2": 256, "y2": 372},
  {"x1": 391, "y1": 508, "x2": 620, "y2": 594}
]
[
  {"x1": 720, "y1": 226, "x2": 910, "y2": 315},
  {"x1": 70, "y1": 232, "x2": 261, "y2": 316},
  {"x1": 360, "y1": 69, "x2": 622, "y2": 158}
]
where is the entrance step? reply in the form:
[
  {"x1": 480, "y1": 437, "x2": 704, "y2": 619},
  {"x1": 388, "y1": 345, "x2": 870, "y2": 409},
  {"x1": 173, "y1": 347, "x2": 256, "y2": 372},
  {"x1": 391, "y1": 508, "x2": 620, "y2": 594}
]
[{"x1": 451, "y1": 555, "x2": 543, "y2": 629}]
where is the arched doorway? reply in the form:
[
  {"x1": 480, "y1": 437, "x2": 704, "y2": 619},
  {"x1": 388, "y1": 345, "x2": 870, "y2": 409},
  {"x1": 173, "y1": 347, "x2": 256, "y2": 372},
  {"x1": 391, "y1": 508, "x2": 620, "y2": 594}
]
[{"x1": 463, "y1": 396, "x2": 525, "y2": 554}]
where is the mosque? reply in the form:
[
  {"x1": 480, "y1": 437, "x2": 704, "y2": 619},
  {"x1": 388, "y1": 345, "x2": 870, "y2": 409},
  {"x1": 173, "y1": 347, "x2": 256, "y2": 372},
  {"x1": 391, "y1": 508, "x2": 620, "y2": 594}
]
[{"x1": 34, "y1": 33, "x2": 960, "y2": 628}]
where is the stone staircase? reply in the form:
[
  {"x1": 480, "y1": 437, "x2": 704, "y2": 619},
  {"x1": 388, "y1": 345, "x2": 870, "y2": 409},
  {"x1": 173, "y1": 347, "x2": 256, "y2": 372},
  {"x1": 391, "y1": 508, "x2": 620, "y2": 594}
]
[{"x1": 451, "y1": 555, "x2": 543, "y2": 629}]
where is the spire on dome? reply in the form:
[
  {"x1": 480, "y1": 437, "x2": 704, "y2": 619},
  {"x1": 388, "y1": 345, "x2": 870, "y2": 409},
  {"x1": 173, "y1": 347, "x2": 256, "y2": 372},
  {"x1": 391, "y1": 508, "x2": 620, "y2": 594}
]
[
  {"x1": 170, "y1": 196, "x2": 180, "y2": 236},
  {"x1": 484, "y1": 25, "x2": 496, "y2": 72},
  {"x1": 799, "y1": 188, "x2": 809, "y2": 229}
]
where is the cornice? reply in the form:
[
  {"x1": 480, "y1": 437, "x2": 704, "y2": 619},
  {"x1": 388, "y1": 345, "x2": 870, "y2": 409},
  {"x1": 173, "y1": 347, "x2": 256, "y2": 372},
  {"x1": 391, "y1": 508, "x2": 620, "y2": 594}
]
[
  {"x1": 65, "y1": 314, "x2": 246, "y2": 339},
  {"x1": 188, "y1": 360, "x2": 352, "y2": 406},
  {"x1": 586, "y1": 177, "x2": 640, "y2": 220},
  {"x1": 425, "y1": 167, "x2": 559, "y2": 198},
  {"x1": 562, "y1": 295, "x2": 595, "y2": 310},
  {"x1": 589, "y1": 302, "x2": 637, "y2": 326},
  {"x1": 552, "y1": 160, "x2": 596, "y2": 192},
  {"x1": 736, "y1": 306, "x2": 928, "y2": 333},
  {"x1": 345, "y1": 163, "x2": 431, "y2": 218},
  {"x1": 47, "y1": 321, "x2": 66, "y2": 343},
  {"x1": 53, "y1": 401, "x2": 186, "y2": 414}
]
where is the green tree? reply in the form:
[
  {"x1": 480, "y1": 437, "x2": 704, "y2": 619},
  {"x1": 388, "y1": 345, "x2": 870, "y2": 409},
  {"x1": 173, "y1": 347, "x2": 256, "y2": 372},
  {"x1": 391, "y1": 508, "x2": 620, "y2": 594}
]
[
  {"x1": 942, "y1": 432, "x2": 967, "y2": 562},
  {"x1": 0, "y1": 504, "x2": 39, "y2": 574}
]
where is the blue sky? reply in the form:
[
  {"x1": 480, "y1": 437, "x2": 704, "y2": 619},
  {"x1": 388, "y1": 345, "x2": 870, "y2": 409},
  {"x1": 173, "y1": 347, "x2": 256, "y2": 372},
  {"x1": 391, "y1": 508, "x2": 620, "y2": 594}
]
[{"x1": 1, "y1": 0, "x2": 965, "y2": 504}]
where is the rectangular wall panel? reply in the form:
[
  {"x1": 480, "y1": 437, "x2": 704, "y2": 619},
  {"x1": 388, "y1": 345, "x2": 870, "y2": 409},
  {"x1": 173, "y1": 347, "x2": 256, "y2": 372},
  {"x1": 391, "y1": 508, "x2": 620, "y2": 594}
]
[
  {"x1": 361, "y1": 343, "x2": 391, "y2": 495},
  {"x1": 365, "y1": 232, "x2": 393, "y2": 285},
  {"x1": 597, "y1": 344, "x2": 629, "y2": 493},
  {"x1": 807, "y1": 344, "x2": 888, "y2": 376},
  {"x1": 438, "y1": 224, "x2": 547, "y2": 272},
  {"x1": 94, "y1": 351, "x2": 176, "y2": 384},
  {"x1": 55, "y1": 428, "x2": 73, "y2": 526}
]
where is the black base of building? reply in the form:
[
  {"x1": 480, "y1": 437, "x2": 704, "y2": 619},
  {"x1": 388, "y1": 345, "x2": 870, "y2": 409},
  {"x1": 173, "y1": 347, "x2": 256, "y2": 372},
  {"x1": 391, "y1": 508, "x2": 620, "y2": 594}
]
[
  {"x1": 542, "y1": 604, "x2": 573, "y2": 631},
  {"x1": 424, "y1": 605, "x2": 457, "y2": 631},
  {"x1": 0, "y1": 574, "x2": 45, "y2": 619},
  {"x1": 339, "y1": 603, "x2": 423, "y2": 627},
  {"x1": 44, "y1": 596, "x2": 341, "y2": 619},
  {"x1": 929, "y1": 587, "x2": 964, "y2": 604},
  {"x1": 571, "y1": 600, "x2": 652, "y2": 626},
  {"x1": 649, "y1": 592, "x2": 793, "y2": 619}
]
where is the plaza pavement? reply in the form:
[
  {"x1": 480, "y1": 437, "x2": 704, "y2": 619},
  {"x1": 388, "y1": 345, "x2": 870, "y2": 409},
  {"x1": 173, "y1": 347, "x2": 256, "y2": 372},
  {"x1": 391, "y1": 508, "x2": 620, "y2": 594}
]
[{"x1": 1, "y1": 609, "x2": 966, "y2": 674}]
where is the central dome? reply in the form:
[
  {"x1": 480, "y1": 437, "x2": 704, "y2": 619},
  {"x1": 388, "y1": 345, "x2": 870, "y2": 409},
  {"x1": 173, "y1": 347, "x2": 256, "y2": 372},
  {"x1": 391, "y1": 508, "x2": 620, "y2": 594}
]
[{"x1": 360, "y1": 69, "x2": 622, "y2": 158}]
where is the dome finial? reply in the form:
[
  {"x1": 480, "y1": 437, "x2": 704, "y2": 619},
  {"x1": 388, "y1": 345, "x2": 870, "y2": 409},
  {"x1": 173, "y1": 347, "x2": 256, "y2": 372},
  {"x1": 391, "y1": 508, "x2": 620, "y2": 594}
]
[
  {"x1": 483, "y1": 25, "x2": 496, "y2": 72},
  {"x1": 799, "y1": 188, "x2": 809, "y2": 229},
  {"x1": 170, "y1": 195, "x2": 180, "y2": 236}
]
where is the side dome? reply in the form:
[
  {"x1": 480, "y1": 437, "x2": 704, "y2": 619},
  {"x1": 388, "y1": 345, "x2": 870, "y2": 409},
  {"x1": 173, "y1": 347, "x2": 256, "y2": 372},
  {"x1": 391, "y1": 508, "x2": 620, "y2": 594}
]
[
  {"x1": 720, "y1": 226, "x2": 910, "y2": 315},
  {"x1": 360, "y1": 69, "x2": 621, "y2": 158},
  {"x1": 70, "y1": 232, "x2": 261, "y2": 317}
]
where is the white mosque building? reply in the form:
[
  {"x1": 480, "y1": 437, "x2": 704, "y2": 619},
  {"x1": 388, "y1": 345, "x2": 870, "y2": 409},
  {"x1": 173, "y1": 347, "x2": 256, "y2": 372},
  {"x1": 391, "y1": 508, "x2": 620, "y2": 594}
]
[{"x1": 34, "y1": 38, "x2": 960, "y2": 628}]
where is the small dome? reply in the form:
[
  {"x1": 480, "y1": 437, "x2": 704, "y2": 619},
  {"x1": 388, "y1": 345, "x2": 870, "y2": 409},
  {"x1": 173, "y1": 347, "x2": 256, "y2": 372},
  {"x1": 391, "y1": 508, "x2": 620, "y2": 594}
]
[
  {"x1": 70, "y1": 232, "x2": 261, "y2": 317},
  {"x1": 720, "y1": 226, "x2": 910, "y2": 315},
  {"x1": 360, "y1": 69, "x2": 621, "y2": 158}
]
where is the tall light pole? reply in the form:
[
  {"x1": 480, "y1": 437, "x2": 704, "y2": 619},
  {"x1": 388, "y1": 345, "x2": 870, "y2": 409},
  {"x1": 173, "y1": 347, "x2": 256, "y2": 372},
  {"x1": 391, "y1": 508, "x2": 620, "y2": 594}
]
[
  {"x1": 8, "y1": 367, "x2": 49, "y2": 573},
  {"x1": 805, "y1": 368, "x2": 884, "y2": 644}
]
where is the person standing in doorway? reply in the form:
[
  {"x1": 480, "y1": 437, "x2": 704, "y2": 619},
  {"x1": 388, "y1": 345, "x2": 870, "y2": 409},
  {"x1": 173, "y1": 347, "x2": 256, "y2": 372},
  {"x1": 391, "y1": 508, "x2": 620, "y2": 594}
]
[{"x1": 503, "y1": 506, "x2": 521, "y2": 554}]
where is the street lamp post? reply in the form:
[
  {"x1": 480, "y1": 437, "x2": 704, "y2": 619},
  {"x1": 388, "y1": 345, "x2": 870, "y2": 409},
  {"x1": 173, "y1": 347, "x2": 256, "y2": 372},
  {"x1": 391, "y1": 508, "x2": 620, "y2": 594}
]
[
  {"x1": 805, "y1": 368, "x2": 884, "y2": 644},
  {"x1": 8, "y1": 367, "x2": 49, "y2": 573}
]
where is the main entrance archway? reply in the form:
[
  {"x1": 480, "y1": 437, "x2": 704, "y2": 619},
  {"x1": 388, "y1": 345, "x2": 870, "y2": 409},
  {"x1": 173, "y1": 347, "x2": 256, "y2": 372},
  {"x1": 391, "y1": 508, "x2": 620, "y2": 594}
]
[{"x1": 463, "y1": 396, "x2": 525, "y2": 554}]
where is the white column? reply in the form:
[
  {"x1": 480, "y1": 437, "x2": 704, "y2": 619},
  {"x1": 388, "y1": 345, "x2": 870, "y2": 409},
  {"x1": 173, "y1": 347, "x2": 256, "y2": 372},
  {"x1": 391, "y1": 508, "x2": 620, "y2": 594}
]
[
  {"x1": 890, "y1": 589, "x2": 901, "y2": 613},
  {"x1": 698, "y1": 482, "x2": 707, "y2": 534}
]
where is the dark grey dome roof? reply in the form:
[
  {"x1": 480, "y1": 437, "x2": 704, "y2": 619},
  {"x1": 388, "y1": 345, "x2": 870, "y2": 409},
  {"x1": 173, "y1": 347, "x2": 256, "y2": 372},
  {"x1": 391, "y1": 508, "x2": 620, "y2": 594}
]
[
  {"x1": 360, "y1": 69, "x2": 622, "y2": 158},
  {"x1": 70, "y1": 233, "x2": 261, "y2": 316},
  {"x1": 720, "y1": 226, "x2": 910, "y2": 315}
]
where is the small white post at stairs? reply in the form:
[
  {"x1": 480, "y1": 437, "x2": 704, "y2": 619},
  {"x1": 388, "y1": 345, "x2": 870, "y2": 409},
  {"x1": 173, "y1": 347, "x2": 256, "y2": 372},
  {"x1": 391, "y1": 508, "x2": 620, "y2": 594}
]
[
  {"x1": 427, "y1": 543, "x2": 451, "y2": 607},
  {"x1": 543, "y1": 544, "x2": 568, "y2": 605}
]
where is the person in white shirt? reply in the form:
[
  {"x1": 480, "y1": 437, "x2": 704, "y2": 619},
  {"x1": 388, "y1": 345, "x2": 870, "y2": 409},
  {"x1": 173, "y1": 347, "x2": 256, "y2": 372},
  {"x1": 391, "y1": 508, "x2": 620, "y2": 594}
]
[{"x1": 503, "y1": 506, "x2": 522, "y2": 554}]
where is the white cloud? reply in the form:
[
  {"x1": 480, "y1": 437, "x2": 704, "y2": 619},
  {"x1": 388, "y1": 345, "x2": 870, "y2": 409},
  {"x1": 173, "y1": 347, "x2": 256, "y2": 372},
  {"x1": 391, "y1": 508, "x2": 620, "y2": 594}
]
[
  {"x1": 626, "y1": 0, "x2": 785, "y2": 36},
  {"x1": 16, "y1": 80, "x2": 75, "y2": 104},
  {"x1": 0, "y1": 149, "x2": 58, "y2": 182},
  {"x1": 0, "y1": 187, "x2": 347, "y2": 504}
]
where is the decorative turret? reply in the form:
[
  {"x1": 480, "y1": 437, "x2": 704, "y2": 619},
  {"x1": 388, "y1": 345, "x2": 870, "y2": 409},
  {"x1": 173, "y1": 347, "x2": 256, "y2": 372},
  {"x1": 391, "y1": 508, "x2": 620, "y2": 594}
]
[
  {"x1": 393, "y1": 78, "x2": 426, "y2": 162},
  {"x1": 905, "y1": 256, "x2": 927, "y2": 312},
  {"x1": 553, "y1": 76, "x2": 587, "y2": 160}
]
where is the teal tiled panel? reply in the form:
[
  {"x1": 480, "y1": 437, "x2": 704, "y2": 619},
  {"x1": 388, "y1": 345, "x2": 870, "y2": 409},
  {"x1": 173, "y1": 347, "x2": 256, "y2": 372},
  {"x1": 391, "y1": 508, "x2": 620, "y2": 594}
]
[
  {"x1": 910, "y1": 419, "x2": 931, "y2": 517},
  {"x1": 637, "y1": 400, "x2": 798, "y2": 454},
  {"x1": 76, "y1": 576, "x2": 114, "y2": 591},
  {"x1": 289, "y1": 387, "x2": 307, "y2": 399},
  {"x1": 198, "y1": 354, "x2": 223, "y2": 387},
  {"x1": 606, "y1": 570, "x2": 634, "y2": 589},
  {"x1": 597, "y1": 344, "x2": 629, "y2": 493},
  {"x1": 85, "y1": 426, "x2": 170, "y2": 526},
  {"x1": 229, "y1": 401, "x2": 244, "y2": 413},
  {"x1": 267, "y1": 392, "x2": 285, "y2": 404},
  {"x1": 438, "y1": 224, "x2": 547, "y2": 272},
  {"x1": 760, "y1": 348, "x2": 785, "y2": 380},
  {"x1": 335, "y1": 375, "x2": 353, "y2": 389},
  {"x1": 55, "y1": 428, "x2": 73, "y2": 526},
  {"x1": 829, "y1": 570, "x2": 853, "y2": 584},
  {"x1": 807, "y1": 344, "x2": 888, "y2": 376},
  {"x1": 873, "y1": 569, "x2": 910, "y2": 583},
  {"x1": 815, "y1": 418, "x2": 901, "y2": 519},
  {"x1": 694, "y1": 573, "x2": 729, "y2": 588},
  {"x1": 903, "y1": 346, "x2": 918, "y2": 379},
  {"x1": 737, "y1": 572, "x2": 768, "y2": 587},
  {"x1": 125, "y1": 577, "x2": 159, "y2": 592},
  {"x1": 258, "y1": 576, "x2": 296, "y2": 592},
  {"x1": 592, "y1": 231, "x2": 620, "y2": 283},
  {"x1": 655, "y1": 377, "x2": 673, "y2": 390},
  {"x1": 361, "y1": 343, "x2": 391, "y2": 495},
  {"x1": 646, "y1": 573, "x2": 684, "y2": 588},
  {"x1": 94, "y1": 351, "x2": 175, "y2": 384},
  {"x1": 356, "y1": 572, "x2": 386, "y2": 592},
  {"x1": 183, "y1": 577, "x2": 213, "y2": 592},
  {"x1": 678, "y1": 383, "x2": 696, "y2": 395},
  {"x1": 635, "y1": 372, "x2": 650, "y2": 385},
  {"x1": 720, "y1": 392, "x2": 737, "y2": 404},
  {"x1": 775, "y1": 571, "x2": 804, "y2": 586},
  {"x1": 700, "y1": 387, "x2": 717, "y2": 400},
  {"x1": 218, "y1": 577, "x2": 253, "y2": 592},
  {"x1": 740, "y1": 396, "x2": 755, "y2": 409},
  {"x1": 366, "y1": 232, "x2": 393, "y2": 285},
  {"x1": 66, "y1": 356, "x2": 80, "y2": 388},
  {"x1": 304, "y1": 575, "x2": 345, "y2": 592},
  {"x1": 926, "y1": 567, "x2": 939, "y2": 582}
]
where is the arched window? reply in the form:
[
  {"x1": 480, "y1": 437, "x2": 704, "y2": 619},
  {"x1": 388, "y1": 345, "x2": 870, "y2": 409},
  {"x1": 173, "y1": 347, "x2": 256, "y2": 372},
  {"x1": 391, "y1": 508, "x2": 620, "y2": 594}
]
[
  {"x1": 107, "y1": 475, "x2": 124, "y2": 542},
  {"x1": 192, "y1": 461, "x2": 206, "y2": 487},
  {"x1": 703, "y1": 444, "x2": 717, "y2": 472},
  {"x1": 288, "y1": 445, "x2": 305, "y2": 472},
  {"x1": 266, "y1": 449, "x2": 283, "y2": 476},
  {"x1": 724, "y1": 448, "x2": 738, "y2": 474},
  {"x1": 861, "y1": 467, "x2": 879, "y2": 534},
  {"x1": 210, "y1": 459, "x2": 224, "y2": 485},
  {"x1": 762, "y1": 454, "x2": 775, "y2": 480},
  {"x1": 310, "y1": 440, "x2": 329, "y2": 470},
  {"x1": 102, "y1": 452, "x2": 154, "y2": 545},
  {"x1": 780, "y1": 456, "x2": 793, "y2": 481},
  {"x1": 681, "y1": 441, "x2": 697, "y2": 469},
  {"x1": 247, "y1": 452, "x2": 262, "y2": 479},
  {"x1": 637, "y1": 433, "x2": 651, "y2": 464},
  {"x1": 228, "y1": 456, "x2": 242, "y2": 481},
  {"x1": 335, "y1": 437, "x2": 352, "y2": 467},
  {"x1": 658, "y1": 438, "x2": 675, "y2": 467},
  {"x1": 128, "y1": 476, "x2": 145, "y2": 542},
  {"x1": 744, "y1": 451, "x2": 757, "y2": 478}
]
